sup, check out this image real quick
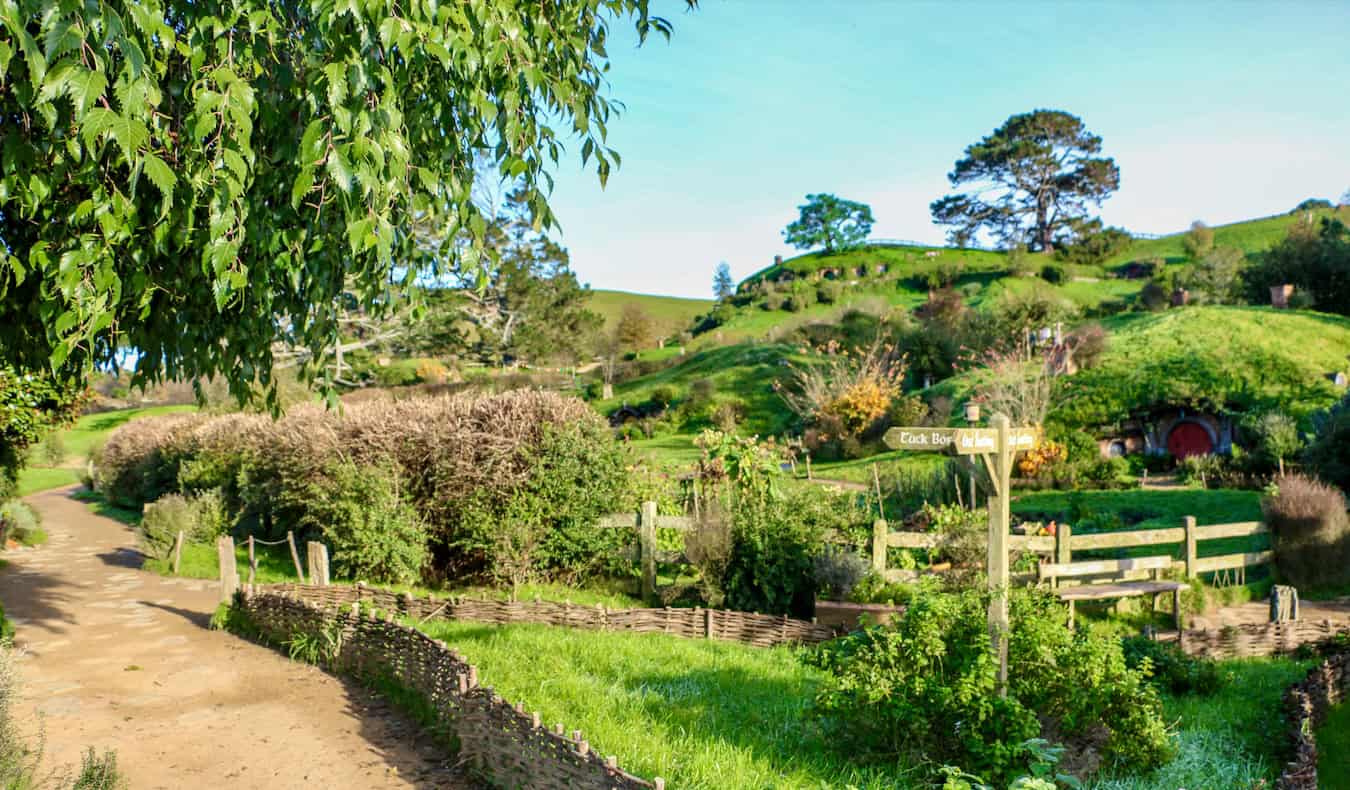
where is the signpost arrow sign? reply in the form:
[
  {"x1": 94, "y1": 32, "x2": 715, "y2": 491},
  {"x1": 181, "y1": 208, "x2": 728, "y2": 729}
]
[{"x1": 882, "y1": 427, "x2": 957, "y2": 451}]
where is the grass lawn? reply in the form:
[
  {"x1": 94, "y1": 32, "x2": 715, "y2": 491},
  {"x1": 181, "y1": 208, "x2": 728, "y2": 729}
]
[
  {"x1": 408, "y1": 618, "x2": 1305, "y2": 790},
  {"x1": 142, "y1": 540, "x2": 299, "y2": 584},
  {"x1": 1318, "y1": 701, "x2": 1350, "y2": 789},
  {"x1": 413, "y1": 620, "x2": 899, "y2": 789},
  {"x1": 18, "y1": 404, "x2": 197, "y2": 497},
  {"x1": 16, "y1": 467, "x2": 81, "y2": 496},
  {"x1": 1092, "y1": 658, "x2": 1311, "y2": 789},
  {"x1": 587, "y1": 289, "x2": 713, "y2": 336}
]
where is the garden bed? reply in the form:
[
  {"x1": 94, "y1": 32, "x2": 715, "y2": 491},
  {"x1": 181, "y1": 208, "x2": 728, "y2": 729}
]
[{"x1": 812, "y1": 599, "x2": 904, "y2": 632}]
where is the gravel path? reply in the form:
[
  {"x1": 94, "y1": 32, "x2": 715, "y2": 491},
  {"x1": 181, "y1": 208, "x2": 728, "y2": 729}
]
[{"x1": 0, "y1": 486, "x2": 476, "y2": 789}]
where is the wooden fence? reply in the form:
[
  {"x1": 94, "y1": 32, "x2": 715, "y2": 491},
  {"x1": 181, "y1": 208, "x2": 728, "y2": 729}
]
[
  {"x1": 250, "y1": 582, "x2": 836, "y2": 649},
  {"x1": 1277, "y1": 650, "x2": 1350, "y2": 789},
  {"x1": 865, "y1": 515, "x2": 1272, "y2": 584},
  {"x1": 597, "y1": 502, "x2": 694, "y2": 603},
  {"x1": 238, "y1": 589, "x2": 663, "y2": 790}
]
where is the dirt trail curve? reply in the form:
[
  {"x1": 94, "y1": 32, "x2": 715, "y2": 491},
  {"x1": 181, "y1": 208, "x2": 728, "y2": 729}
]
[{"x1": 0, "y1": 486, "x2": 476, "y2": 789}]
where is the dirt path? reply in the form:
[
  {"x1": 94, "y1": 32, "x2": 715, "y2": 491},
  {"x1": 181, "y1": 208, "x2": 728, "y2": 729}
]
[{"x1": 0, "y1": 486, "x2": 476, "y2": 789}]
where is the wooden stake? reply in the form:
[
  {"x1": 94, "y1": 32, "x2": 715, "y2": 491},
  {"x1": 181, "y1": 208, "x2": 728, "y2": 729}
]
[
  {"x1": 171, "y1": 530, "x2": 184, "y2": 575},
  {"x1": 872, "y1": 463, "x2": 886, "y2": 522},
  {"x1": 639, "y1": 501, "x2": 658, "y2": 604},
  {"x1": 247, "y1": 535, "x2": 257, "y2": 586},
  {"x1": 287, "y1": 531, "x2": 305, "y2": 584},
  {"x1": 217, "y1": 536, "x2": 238, "y2": 604}
]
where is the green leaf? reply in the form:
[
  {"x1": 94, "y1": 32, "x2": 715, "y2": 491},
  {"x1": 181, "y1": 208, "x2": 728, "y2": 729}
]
[
  {"x1": 74, "y1": 69, "x2": 107, "y2": 115},
  {"x1": 222, "y1": 149, "x2": 248, "y2": 181},
  {"x1": 299, "y1": 119, "x2": 325, "y2": 163},
  {"x1": 291, "y1": 166, "x2": 315, "y2": 209},
  {"x1": 0, "y1": 41, "x2": 13, "y2": 77},
  {"x1": 325, "y1": 62, "x2": 347, "y2": 107},
  {"x1": 143, "y1": 153, "x2": 176, "y2": 203},
  {"x1": 325, "y1": 146, "x2": 352, "y2": 192}
]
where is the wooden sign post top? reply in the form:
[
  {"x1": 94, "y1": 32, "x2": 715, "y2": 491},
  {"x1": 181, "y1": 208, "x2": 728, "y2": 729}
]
[{"x1": 881, "y1": 415, "x2": 1038, "y2": 696}]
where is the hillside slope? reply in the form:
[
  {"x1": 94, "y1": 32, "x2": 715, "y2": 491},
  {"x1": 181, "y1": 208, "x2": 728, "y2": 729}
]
[
  {"x1": 935, "y1": 306, "x2": 1350, "y2": 427},
  {"x1": 586, "y1": 289, "x2": 713, "y2": 336}
]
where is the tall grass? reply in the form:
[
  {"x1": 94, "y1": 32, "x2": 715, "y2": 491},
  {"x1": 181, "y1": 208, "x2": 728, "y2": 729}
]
[
  {"x1": 0, "y1": 645, "x2": 40, "y2": 788},
  {"x1": 413, "y1": 620, "x2": 907, "y2": 789}
]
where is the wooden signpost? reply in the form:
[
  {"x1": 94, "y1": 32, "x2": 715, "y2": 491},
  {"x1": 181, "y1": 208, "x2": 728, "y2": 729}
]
[{"x1": 882, "y1": 414, "x2": 1036, "y2": 694}]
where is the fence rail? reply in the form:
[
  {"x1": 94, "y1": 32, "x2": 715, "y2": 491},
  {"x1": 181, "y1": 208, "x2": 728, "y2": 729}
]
[{"x1": 857, "y1": 515, "x2": 1271, "y2": 584}]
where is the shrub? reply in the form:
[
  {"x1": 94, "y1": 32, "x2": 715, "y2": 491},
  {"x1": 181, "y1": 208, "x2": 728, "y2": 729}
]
[
  {"x1": 1243, "y1": 411, "x2": 1302, "y2": 474},
  {"x1": 805, "y1": 589, "x2": 1171, "y2": 785},
  {"x1": 684, "y1": 506, "x2": 734, "y2": 607},
  {"x1": 1039, "y1": 263, "x2": 1066, "y2": 284},
  {"x1": 1184, "y1": 247, "x2": 1246, "y2": 305},
  {"x1": 816, "y1": 280, "x2": 843, "y2": 305},
  {"x1": 38, "y1": 432, "x2": 67, "y2": 466},
  {"x1": 721, "y1": 486, "x2": 834, "y2": 617},
  {"x1": 1262, "y1": 474, "x2": 1350, "y2": 588},
  {"x1": 414, "y1": 359, "x2": 450, "y2": 385},
  {"x1": 1178, "y1": 453, "x2": 1225, "y2": 487},
  {"x1": 1306, "y1": 392, "x2": 1350, "y2": 491},
  {"x1": 1065, "y1": 322, "x2": 1108, "y2": 369},
  {"x1": 72, "y1": 748, "x2": 128, "y2": 790},
  {"x1": 813, "y1": 546, "x2": 870, "y2": 600},
  {"x1": 291, "y1": 460, "x2": 427, "y2": 586},
  {"x1": 777, "y1": 339, "x2": 906, "y2": 439},
  {"x1": 0, "y1": 644, "x2": 40, "y2": 786},
  {"x1": 1182, "y1": 220, "x2": 1214, "y2": 259},
  {"x1": 1121, "y1": 636, "x2": 1224, "y2": 695},
  {"x1": 96, "y1": 391, "x2": 632, "y2": 584},
  {"x1": 0, "y1": 501, "x2": 41, "y2": 546},
  {"x1": 140, "y1": 491, "x2": 229, "y2": 558},
  {"x1": 1138, "y1": 280, "x2": 1169, "y2": 311},
  {"x1": 647, "y1": 385, "x2": 678, "y2": 409}
]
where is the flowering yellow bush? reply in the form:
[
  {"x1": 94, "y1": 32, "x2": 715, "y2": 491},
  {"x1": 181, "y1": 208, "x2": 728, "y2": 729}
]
[
  {"x1": 823, "y1": 379, "x2": 899, "y2": 434},
  {"x1": 415, "y1": 359, "x2": 450, "y2": 385},
  {"x1": 1017, "y1": 440, "x2": 1067, "y2": 478}
]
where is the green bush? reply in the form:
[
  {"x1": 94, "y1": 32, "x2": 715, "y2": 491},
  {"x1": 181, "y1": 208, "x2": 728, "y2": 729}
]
[
  {"x1": 140, "y1": 491, "x2": 230, "y2": 558},
  {"x1": 1039, "y1": 263, "x2": 1066, "y2": 284},
  {"x1": 71, "y1": 747, "x2": 128, "y2": 790},
  {"x1": 816, "y1": 280, "x2": 843, "y2": 305},
  {"x1": 0, "y1": 603, "x2": 12, "y2": 642},
  {"x1": 295, "y1": 460, "x2": 427, "y2": 586},
  {"x1": 1262, "y1": 473, "x2": 1350, "y2": 588},
  {"x1": 38, "y1": 432, "x2": 67, "y2": 466},
  {"x1": 0, "y1": 501, "x2": 41, "y2": 545},
  {"x1": 1121, "y1": 636, "x2": 1225, "y2": 695},
  {"x1": 805, "y1": 589, "x2": 1171, "y2": 785}
]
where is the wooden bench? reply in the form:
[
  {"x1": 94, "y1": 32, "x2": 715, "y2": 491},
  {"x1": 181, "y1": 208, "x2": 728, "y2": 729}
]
[{"x1": 1038, "y1": 556, "x2": 1186, "y2": 630}]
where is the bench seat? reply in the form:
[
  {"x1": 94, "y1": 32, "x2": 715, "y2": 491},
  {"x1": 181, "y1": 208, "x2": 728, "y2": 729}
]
[{"x1": 1056, "y1": 579, "x2": 1186, "y2": 601}]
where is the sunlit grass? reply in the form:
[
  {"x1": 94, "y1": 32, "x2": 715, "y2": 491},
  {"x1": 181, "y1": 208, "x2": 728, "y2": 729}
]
[{"x1": 1318, "y1": 701, "x2": 1350, "y2": 789}]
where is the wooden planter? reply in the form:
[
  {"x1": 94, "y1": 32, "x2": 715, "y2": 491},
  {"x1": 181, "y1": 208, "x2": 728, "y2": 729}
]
[{"x1": 814, "y1": 599, "x2": 906, "y2": 633}]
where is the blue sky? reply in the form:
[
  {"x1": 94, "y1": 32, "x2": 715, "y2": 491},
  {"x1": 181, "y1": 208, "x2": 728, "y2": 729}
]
[{"x1": 545, "y1": 1, "x2": 1350, "y2": 299}]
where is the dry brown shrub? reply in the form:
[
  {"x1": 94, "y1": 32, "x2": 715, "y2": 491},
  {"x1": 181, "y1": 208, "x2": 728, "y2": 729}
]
[{"x1": 1263, "y1": 474, "x2": 1350, "y2": 589}]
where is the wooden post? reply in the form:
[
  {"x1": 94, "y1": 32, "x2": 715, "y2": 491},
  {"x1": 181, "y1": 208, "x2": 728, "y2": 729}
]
[
  {"x1": 307, "y1": 542, "x2": 330, "y2": 586},
  {"x1": 287, "y1": 530, "x2": 306, "y2": 583},
  {"x1": 172, "y1": 530, "x2": 184, "y2": 575},
  {"x1": 639, "y1": 501, "x2": 658, "y2": 604},
  {"x1": 1055, "y1": 523, "x2": 1072, "y2": 566},
  {"x1": 217, "y1": 536, "x2": 238, "y2": 604},
  {"x1": 1183, "y1": 516, "x2": 1198, "y2": 578},
  {"x1": 987, "y1": 414, "x2": 1012, "y2": 696},
  {"x1": 871, "y1": 464, "x2": 886, "y2": 521},
  {"x1": 871, "y1": 518, "x2": 887, "y2": 575},
  {"x1": 969, "y1": 472, "x2": 976, "y2": 511},
  {"x1": 247, "y1": 535, "x2": 256, "y2": 586},
  {"x1": 805, "y1": 453, "x2": 813, "y2": 481}
]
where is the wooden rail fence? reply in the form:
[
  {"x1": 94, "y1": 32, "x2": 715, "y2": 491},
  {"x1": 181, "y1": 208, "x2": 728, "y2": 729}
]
[
  {"x1": 862, "y1": 515, "x2": 1271, "y2": 584},
  {"x1": 597, "y1": 502, "x2": 694, "y2": 603}
]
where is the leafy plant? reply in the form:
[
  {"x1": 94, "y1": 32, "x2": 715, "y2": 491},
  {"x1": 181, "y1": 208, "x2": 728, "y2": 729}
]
[
  {"x1": 805, "y1": 588, "x2": 1170, "y2": 785},
  {"x1": 783, "y1": 194, "x2": 875, "y2": 254},
  {"x1": 71, "y1": 748, "x2": 128, "y2": 790},
  {"x1": 295, "y1": 460, "x2": 427, "y2": 586},
  {"x1": 777, "y1": 339, "x2": 907, "y2": 440},
  {"x1": 0, "y1": 0, "x2": 695, "y2": 404},
  {"x1": 1120, "y1": 636, "x2": 1225, "y2": 695}
]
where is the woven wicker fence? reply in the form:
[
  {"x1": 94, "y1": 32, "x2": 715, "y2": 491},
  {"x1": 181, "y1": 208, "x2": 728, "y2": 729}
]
[
  {"x1": 1276, "y1": 651, "x2": 1349, "y2": 789},
  {"x1": 253, "y1": 582, "x2": 838, "y2": 648},
  {"x1": 239, "y1": 589, "x2": 663, "y2": 790},
  {"x1": 1160, "y1": 618, "x2": 1350, "y2": 659}
]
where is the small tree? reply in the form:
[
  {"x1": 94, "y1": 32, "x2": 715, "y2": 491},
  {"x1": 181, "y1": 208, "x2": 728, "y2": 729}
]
[
  {"x1": 615, "y1": 305, "x2": 657, "y2": 350},
  {"x1": 973, "y1": 348, "x2": 1054, "y2": 428},
  {"x1": 1182, "y1": 221, "x2": 1215, "y2": 260},
  {"x1": 1340, "y1": 188, "x2": 1350, "y2": 207},
  {"x1": 713, "y1": 262, "x2": 736, "y2": 301},
  {"x1": 783, "y1": 194, "x2": 875, "y2": 254},
  {"x1": 1185, "y1": 247, "x2": 1246, "y2": 304},
  {"x1": 1246, "y1": 412, "x2": 1302, "y2": 475}
]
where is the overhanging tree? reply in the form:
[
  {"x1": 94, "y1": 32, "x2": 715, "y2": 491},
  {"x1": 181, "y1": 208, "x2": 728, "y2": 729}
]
[
  {"x1": 930, "y1": 110, "x2": 1119, "y2": 251},
  {"x1": 0, "y1": 0, "x2": 693, "y2": 406},
  {"x1": 783, "y1": 194, "x2": 874, "y2": 254}
]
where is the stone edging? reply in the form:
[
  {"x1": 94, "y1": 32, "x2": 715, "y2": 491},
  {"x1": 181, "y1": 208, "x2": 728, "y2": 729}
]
[{"x1": 1276, "y1": 651, "x2": 1349, "y2": 789}]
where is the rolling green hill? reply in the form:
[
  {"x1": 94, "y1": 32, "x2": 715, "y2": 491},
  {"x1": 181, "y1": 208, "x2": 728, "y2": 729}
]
[
  {"x1": 1105, "y1": 206, "x2": 1350, "y2": 266},
  {"x1": 933, "y1": 306, "x2": 1350, "y2": 428},
  {"x1": 586, "y1": 289, "x2": 713, "y2": 336}
]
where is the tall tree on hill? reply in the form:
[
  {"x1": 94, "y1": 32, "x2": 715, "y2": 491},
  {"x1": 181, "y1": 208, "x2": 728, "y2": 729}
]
[
  {"x1": 713, "y1": 262, "x2": 736, "y2": 301},
  {"x1": 930, "y1": 110, "x2": 1120, "y2": 251},
  {"x1": 783, "y1": 194, "x2": 875, "y2": 254},
  {"x1": 615, "y1": 305, "x2": 658, "y2": 350},
  {"x1": 0, "y1": 0, "x2": 694, "y2": 407}
]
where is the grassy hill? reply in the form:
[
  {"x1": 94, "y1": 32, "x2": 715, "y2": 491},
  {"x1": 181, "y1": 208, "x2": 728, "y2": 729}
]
[
  {"x1": 586, "y1": 289, "x2": 713, "y2": 336},
  {"x1": 933, "y1": 306, "x2": 1350, "y2": 428},
  {"x1": 1105, "y1": 206, "x2": 1350, "y2": 266}
]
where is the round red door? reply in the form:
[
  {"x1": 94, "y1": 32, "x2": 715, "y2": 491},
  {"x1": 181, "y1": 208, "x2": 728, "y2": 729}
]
[{"x1": 1167, "y1": 422, "x2": 1213, "y2": 458}]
